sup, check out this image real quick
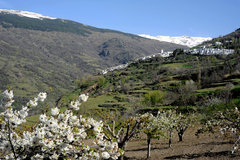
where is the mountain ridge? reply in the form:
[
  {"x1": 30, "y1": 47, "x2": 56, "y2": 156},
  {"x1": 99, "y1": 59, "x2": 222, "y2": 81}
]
[
  {"x1": 139, "y1": 34, "x2": 212, "y2": 47},
  {"x1": 0, "y1": 9, "x2": 143, "y2": 38},
  {"x1": 0, "y1": 9, "x2": 211, "y2": 48},
  {"x1": 0, "y1": 9, "x2": 57, "y2": 20}
]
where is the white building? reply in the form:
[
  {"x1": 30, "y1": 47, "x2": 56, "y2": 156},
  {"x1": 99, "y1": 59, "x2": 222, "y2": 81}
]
[
  {"x1": 99, "y1": 47, "x2": 234, "y2": 75},
  {"x1": 99, "y1": 63, "x2": 129, "y2": 75},
  {"x1": 213, "y1": 42, "x2": 223, "y2": 46},
  {"x1": 186, "y1": 48, "x2": 234, "y2": 55}
]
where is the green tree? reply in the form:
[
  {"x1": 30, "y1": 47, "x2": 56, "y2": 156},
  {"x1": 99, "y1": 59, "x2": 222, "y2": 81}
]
[
  {"x1": 144, "y1": 90, "x2": 163, "y2": 106},
  {"x1": 172, "y1": 48, "x2": 184, "y2": 57},
  {"x1": 232, "y1": 37, "x2": 235, "y2": 44},
  {"x1": 214, "y1": 37, "x2": 219, "y2": 43},
  {"x1": 80, "y1": 77, "x2": 86, "y2": 85},
  {"x1": 76, "y1": 77, "x2": 86, "y2": 89},
  {"x1": 196, "y1": 57, "x2": 201, "y2": 88},
  {"x1": 97, "y1": 76, "x2": 106, "y2": 88},
  {"x1": 211, "y1": 56, "x2": 217, "y2": 65},
  {"x1": 121, "y1": 77, "x2": 125, "y2": 84},
  {"x1": 178, "y1": 80, "x2": 196, "y2": 112}
]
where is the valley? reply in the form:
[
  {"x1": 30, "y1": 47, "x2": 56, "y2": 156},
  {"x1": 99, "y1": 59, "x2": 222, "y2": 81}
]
[
  {"x1": 1, "y1": 9, "x2": 240, "y2": 160},
  {"x1": 0, "y1": 10, "x2": 187, "y2": 110}
]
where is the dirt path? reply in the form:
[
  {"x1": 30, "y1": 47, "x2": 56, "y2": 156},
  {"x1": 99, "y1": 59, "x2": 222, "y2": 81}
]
[
  {"x1": 124, "y1": 127, "x2": 240, "y2": 160},
  {"x1": 81, "y1": 82, "x2": 98, "y2": 95}
]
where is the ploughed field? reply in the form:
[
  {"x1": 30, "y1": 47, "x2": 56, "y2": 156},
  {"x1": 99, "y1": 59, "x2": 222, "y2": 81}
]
[{"x1": 123, "y1": 126, "x2": 240, "y2": 160}]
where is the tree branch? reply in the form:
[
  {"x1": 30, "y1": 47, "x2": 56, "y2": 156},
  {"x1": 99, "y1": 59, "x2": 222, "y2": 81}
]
[{"x1": 7, "y1": 121, "x2": 16, "y2": 159}]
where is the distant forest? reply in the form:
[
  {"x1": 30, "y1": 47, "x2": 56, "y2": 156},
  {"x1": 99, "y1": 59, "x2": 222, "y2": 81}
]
[
  {"x1": 0, "y1": 13, "x2": 92, "y2": 36},
  {"x1": 0, "y1": 13, "x2": 139, "y2": 39}
]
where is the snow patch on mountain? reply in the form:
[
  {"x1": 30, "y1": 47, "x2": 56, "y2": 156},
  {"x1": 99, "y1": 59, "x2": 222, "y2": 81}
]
[
  {"x1": 139, "y1": 34, "x2": 212, "y2": 48},
  {"x1": 0, "y1": 9, "x2": 57, "y2": 20}
]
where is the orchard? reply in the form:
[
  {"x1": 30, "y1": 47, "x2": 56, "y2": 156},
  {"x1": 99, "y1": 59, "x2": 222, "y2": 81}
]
[{"x1": 0, "y1": 88, "x2": 240, "y2": 159}]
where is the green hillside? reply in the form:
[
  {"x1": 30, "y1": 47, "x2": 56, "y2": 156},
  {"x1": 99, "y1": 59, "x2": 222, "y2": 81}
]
[
  {"x1": 202, "y1": 28, "x2": 240, "y2": 50},
  {"x1": 59, "y1": 50, "x2": 240, "y2": 115}
]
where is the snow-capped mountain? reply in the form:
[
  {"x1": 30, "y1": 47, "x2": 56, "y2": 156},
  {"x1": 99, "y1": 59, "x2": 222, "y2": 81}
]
[
  {"x1": 0, "y1": 9, "x2": 211, "y2": 48},
  {"x1": 0, "y1": 9, "x2": 57, "y2": 20},
  {"x1": 139, "y1": 34, "x2": 212, "y2": 48}
]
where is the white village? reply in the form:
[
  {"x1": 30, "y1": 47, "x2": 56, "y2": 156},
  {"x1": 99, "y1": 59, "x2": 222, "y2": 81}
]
[{"x1": 99, "y1": 42, "x2": 235, "y2": 75}]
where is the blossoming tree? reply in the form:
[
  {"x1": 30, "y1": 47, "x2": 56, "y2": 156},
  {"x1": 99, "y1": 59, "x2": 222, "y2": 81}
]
[
  {"x1": 158, "y1": 110, "x2": 177, "y2": 148},
  {"x1": 0, "y1": 88, "x2": 122, "y2": 159},
  {"x1": 136, "y1": 112, "x2": 166, "y2": 158},
  {"x1": 196, "y1": 107, "x2": 240, "y2": 153},
  {"x1": 96, "y1": 110, "x2": 141, "y2": 160},
  {"x1": 174, "y1": 112, "x2": 197, "y2": 142}
]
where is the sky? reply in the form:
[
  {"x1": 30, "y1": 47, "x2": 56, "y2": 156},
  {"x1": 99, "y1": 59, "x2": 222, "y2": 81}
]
[{"x1": 0, "y1": 0, "x2": 240, "y2": 38}]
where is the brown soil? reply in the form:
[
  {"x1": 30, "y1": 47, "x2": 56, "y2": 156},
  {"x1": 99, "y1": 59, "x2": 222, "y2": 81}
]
[{"x1": 124, "y1": 127, "x2": 240, "y2": 160}]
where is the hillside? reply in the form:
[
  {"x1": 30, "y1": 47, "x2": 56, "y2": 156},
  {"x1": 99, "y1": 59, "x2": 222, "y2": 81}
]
[
  {"x1": 0, "y1": 10, "x2": 188, "y2": 109},
  {"x1": 202, "y1": 28, "x2": 240, "y2": 50},
  {"x1": 59, "y1": 50, "x2": 240, "y2": 114},
  {"x1": 13, "y1": 49, "x2": 240, "y2": 159}
]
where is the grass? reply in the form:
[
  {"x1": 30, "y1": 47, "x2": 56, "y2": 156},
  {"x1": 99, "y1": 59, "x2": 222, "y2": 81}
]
[
  {"x1": 227, "y1": 78, "x2": 240, "y2": 83},
  {"x1": 163, "y1": 63, "x2": 188, "y2": 69},
  {"x1": 83, "y1": 95, "x2": 117, "y2": 109},
  {"x1": 160, "y1": 80, "x2": 181, "y2": 85},
  {"x1": 25, "y1": 114, "x2": 41, "y2": 127},
  {"x1": 196, "y1": 86, "x2": 225, "y2": 93},
  {"x1": 143, "y1": 106, "x2": 175, "y2": 109},
  {"x1": 129, "y1": 90, "x2": 148, "y2": 93},
  {"x1": 139, "y1": 142, "x2": 147, "y2": 145},
  {"x1": 182, "y1": 64, "x2": 193, "y2": 68},
  {"x1": 137, "y1": 69, "x2": 145, "y2": 73}
]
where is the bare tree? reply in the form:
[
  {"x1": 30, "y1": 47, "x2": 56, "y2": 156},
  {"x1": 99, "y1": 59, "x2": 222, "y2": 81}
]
[
  {"x1": 222, "y1": 83, "x2": 234, "y2": 104},
  {"x1": 178, "y1": 80, "x2": 196, "y2": 112}
]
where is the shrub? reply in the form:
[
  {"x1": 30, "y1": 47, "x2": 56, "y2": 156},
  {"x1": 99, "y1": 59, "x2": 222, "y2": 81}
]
[{"x1": 143, "y1": 90, "x2": 163, "y2": 106}]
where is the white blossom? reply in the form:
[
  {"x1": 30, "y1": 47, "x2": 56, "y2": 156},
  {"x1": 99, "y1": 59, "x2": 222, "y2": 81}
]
[
  {"x1": 50, "y1": 152, "x2": 58, "y2": 160},
  {"x1": 0, "y1": 89, "x2": 121, "y2": 159},
  {"x1": 39, "y1": 113, "x2": 48, "y2": 123},
  {"x1": 28, "y1": 100, "x2": 37, "y2": 107},
  {"x1": 18, "y1": 106, "x2": 28, "y2": 119},
  {"x1": 101, "y1": 151, "x2": 110, "y2": 159},
  {"x1": 69, "y1": 100, "x2": 80, "y2": 110},
  {"x1": 51, "y1": 107, "x2": 59, "y2": 116},
  {"x1": 79, "y1": 94, "x2": 88, "y2": 102},
  {"x1": 37, "y1": 92, "x2": 47, "y2": 102},
  {"x1": 3, "y1": 90, "x2": 14, "y2": 100}
]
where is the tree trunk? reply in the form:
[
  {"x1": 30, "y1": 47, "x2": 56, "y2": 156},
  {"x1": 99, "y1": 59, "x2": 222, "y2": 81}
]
[
  {"x1": 147, "y1": 135, "x2": 151, "y2": 158},
  {"x1": 178, "y1": 132, "x2": 183, "y2": 142},
  {"x1": 169, "y1": 131, "x2": 172, "y2": 148},
  {"x1": 118, "y1": 142, "x2": 127, "y2": 160}
]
